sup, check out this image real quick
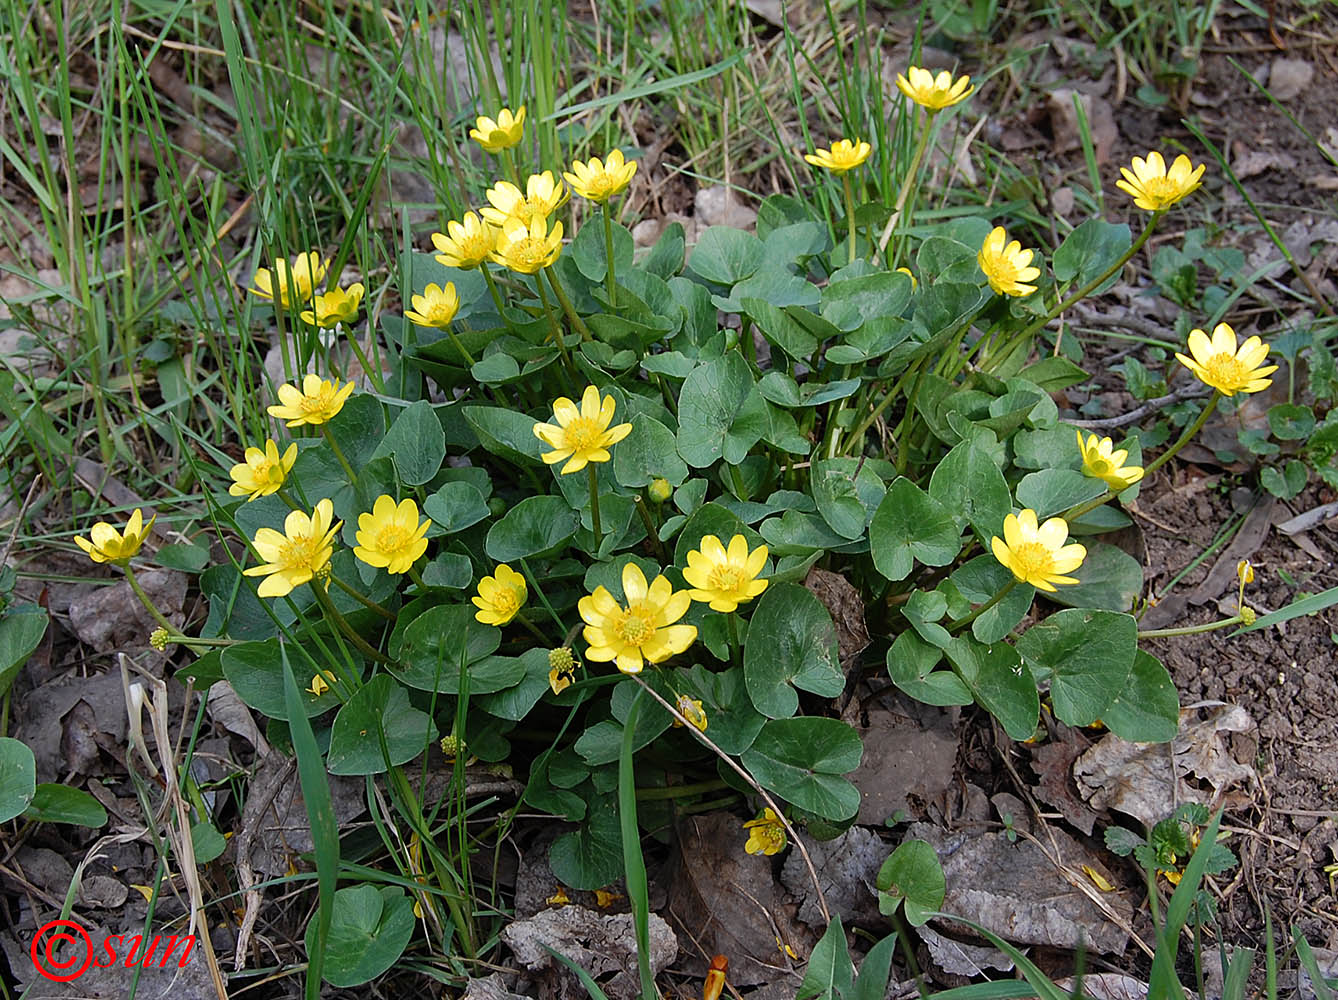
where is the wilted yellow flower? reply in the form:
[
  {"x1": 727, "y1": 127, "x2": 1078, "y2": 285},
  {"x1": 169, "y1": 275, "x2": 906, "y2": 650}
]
[
  {"x1": 1082, "y1": 865, "x2": 1116, "y2": 892},
  {"x1": 532, "y1": 384, "x2": 632, "y2": 474},
  {"x1": 472, "y1": 563, "x2": 528, "y2": 625},
  {"x1": 480, "y1": 171, "x2": 569, "y2": 227},
  {"x1": 682, "y1": 534, "x2": 769, "y2": 613},
  {"x1": 803, "y1": 138, "x2": 872, "y2": 175},
  {"x1": 403, "y1": 282, "x2": 460, "y2": 329},
  {"x1": 229, "y1": 439, "x2": 298, "y2": 501},
  {"x1": 594, "y1": 889, "x2": 623, "y2": 908},
  {"x1": 431, "y1": 212, "x2": 497, "y2": 271},
  {"x1": 578, "y1": 562, "x2": 697, "y2": 674},
  {"x1": 469, "y1": 105, "x2": 525, "y2": 153},
  {"x1": 306, "y1": 670, "x2": 336, "y2": 697},
  {"x1": 743, "y1": 807, "x2": 787, "y2": 856},
  {"x1": 1116, "y1": 151, "x2": 1205, "y2": 211},
  {"x1": 895, "y1": 66, "x2": 974, "y2": 110},
  {"x1": 1077, "y1": 431, "x2": 1144, "y2": 491},
  {"x1": 978, "y1": 226, "x2": 1041, "y2": 297},
  {"x1": 354, "y1": 495, "x2": 430, "y2": 575},
  {"x1": 491, "y1": 215, "x2": 564, "y2": 274},
  {"x1": 991, "y1": 509, "x2": 1087, "y2": 592},
  {"x1": 74, "y1": 508, "x2": 155, "y2": 565},
  {"x1": 548, "y1": 647, "x2": 577, "y2": 694},
  {"x1": 546, "y1": 886, "x2": 571, "y2": 907},
  {"x1": 564, "y1": 149, "x2": 638, "y2": 203},
  {"x1": 249, "y1": 252, "x2": 328, "y2": 308},
  {"x1": 300, "y1": 283, "x2": 364, "y2": 329},
  {"x1": 1237, "y1": 560, "x2": 1254, "y2": 585},
  {"x1": 672, "y1": 694, "x2": 708, "y2": 732},
  {"x1": 244, "y1": 499, "x2": 340, "y2": 598},
  {"x1": 1175, "y1": 322, "x2": 1277, "y2": 396},
  {"x1": 267, "y1": 374, "x2": 355, "y2": 427}
]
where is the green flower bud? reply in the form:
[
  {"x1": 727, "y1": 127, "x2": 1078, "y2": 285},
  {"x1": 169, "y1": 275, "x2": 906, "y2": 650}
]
[{"x1": 648, "y1": 478, "x2": 672, "y2": 504}]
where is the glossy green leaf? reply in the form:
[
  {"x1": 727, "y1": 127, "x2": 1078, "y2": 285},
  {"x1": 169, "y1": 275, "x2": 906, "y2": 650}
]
[
  {"x1": 744, "y1": 583, "x2": 844, "y2": 718},
  {"x1": 741, "y1": 717, "x2": 863, "y2": 820},
  {"x1": 1017, "y1": 609, "x2": 1136, "y2": 726},
  {"x1": 423, "y1": 481, "x2": 490, "y2": 533},
  {"x1": 613, "y1": 413, "x2": 689, "y2": 488},
  {"x1": 929, "y1": 440, "x2": 1011, "y2": 540},
  {"x1": 870, "y1": 478, "x2": 963, "y2": 581},
  {"x1": 327, "y1": 676, "x2": 438, "y2": 775},
  {"x1": 0, "y1": 737, "x2": 36, "y2": 823},
  {"x1": 1052, "y1": 218, "x2": 1131, "y2": 291},
  {"x1": 222, "y1": 640, "x2": 342, "y2": 721},
  {"x1": 1015, "y1": 468, "x2": 1108, "y2": 519},
  {"x1": 462, "y1": 405, "x2": 547, "y2": 465},
  {"x1": 0, "y1": 605, "x2": 47, "y2": 698},
  {"x1": 550, "y1": 789, "x2": 624, "y2": 890},
  {"x1": 392, "y1": 604, "x2": 513, "y2": 693},
  {"x1": 1101, "y1": 650, "x2": 1179, "y2": 743},
  {"x1": 876, "y1": 838, "x2": 946, "y2": 926},
  {"x1": 887, "y1": 631, "x2": 972, "y2": 707},
  {"x1": 306, "y1": 884, "x2": 414, "y2": 987},
  {"x1": 796, "y1": 915, "x2": 854, "y2": 1000},
  {"x1": 486, "y1": 495, "x2": 580, "y2": 562},
  {"x1": 946, "y1": 636, "x2": 1038, "y2": 740},
  {"x1": 948, "y1": 556, "x2": 1036, "y2": 645},
  {"x1": 811, "y1": 458, "x2": 886, "y2": 540},
  {"x1": 688, "y1": 226, "x2": 764, "y2": 285},
  {"x1": 23, "y1": 784, "x2": 107, "y2": 827},
  {"x1": 1049, "y1": 542, "x2": 1143, "y2": 612},
  {"x1": 370, "y1": 401, "x2": 445, "y2": 485}
]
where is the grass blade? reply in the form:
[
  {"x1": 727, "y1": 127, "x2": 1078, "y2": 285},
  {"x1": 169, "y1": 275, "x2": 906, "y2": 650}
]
[{"x1": 618, "y1": 689, "x2": 656, "y2": 1000}]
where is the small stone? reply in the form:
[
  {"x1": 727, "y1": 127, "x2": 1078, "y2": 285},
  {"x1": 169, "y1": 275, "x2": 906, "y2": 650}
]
[
  {"x1": 693, "y1": 186, "x2": 756, "y2": 230},
  {"x1": 631, "y1": 218, "x2": 664, "y2": 247},
  {"x1": 1268, "y1": 58, "x2": 1313, "y2": 101}
]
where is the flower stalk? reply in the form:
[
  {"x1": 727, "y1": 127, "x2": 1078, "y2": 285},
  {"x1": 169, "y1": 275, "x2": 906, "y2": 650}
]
[
  {"x1": 602, "y1": 206, "x2": 618, "y2": 308},
  {"x1": 946, "y1": 579, "x2": 1018, "y2": 634},
  {"x1": 587, "y1": 465, "x2": 604, "y2": 550},
  {"x1": 320, "y1": 424, "x2": 358, "y2": 484}
]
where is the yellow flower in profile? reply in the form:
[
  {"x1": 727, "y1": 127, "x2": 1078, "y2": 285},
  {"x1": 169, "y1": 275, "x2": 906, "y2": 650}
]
[
  {"x1": 267, "y1": 373, "x2": 356, "y2": 427},
  {"x1": 300, "y1": 283, "x2": 364, "y2": 328},
  {"x1": 978, "y1": 226, "x2": 1041, "y2": 297},
  {"x1": 431, "y1": 212, "x2": 497, "y2": 270},
  {"x1": 743, "y1": 808, "x2": 787, "y2": 856},
  {"x1": 532, "y1": 384, "x2": 632, "y2": 474},
  {"x1": 682, "y1": 534, "x2": 770, "y2": 613},
  {"x1": 990, "y1": 509, "x2": 1087, "y2": 592},
  {"x1": 1174, "y1": 322, "x2": 1277, "y2": 396},
  {"x1": 1237, "y1": 560, "x2": 1254, "y2": 585},
  {"x1": 578, "y1": 562, "x2": 697, "y2": 674},
  {"x1": 895, "y1": 66, "x2": 974, "y2": 110},
  {"x1": 74, "y1": 508, "x2": 155, "y2": 565},
  {"x1": 472, "y1": 563, "x2": 528, "y2": 625},
  {"x1": 672, "y1": 694, "x2": 708, "y2": 732},
  {"x1": 803, "y1": 138, "x2": 872, "y2": 175},
  {"x1": 1116, "y1": 151, "x2": 1205, "y2": 211},
  {"x1": 244, "y1": 499, "x2": 341, "y2": 598},
  {"x1": 249, "y1": 252, "x2": 328, "y2": 308},
  {"x1": 491, "y1": 215, "x2": 564, "y2": 274},
  {"x1": 564, "y1": 149, "x2": 638, "y2": 204},
  {"x1": 229, "y1": 439, "x2": 298, "y2": 501},
  {"x1": 403, "y1": 282, "x2": 460, "y2": 329},
  {"x1": 480, "y1": 171, "x2": 569, "y2": 227},
  {"x1": 306, "y1": 670, "x2": 336, "y2": 697},
  {"x1": 469, "y1": 105, "x2": 525, "y2": 153},
  {"x1": 354, "y1": 496, "x2": 430, "y2": 575},
  {"x1": 1077, "y1": 431, "x2": 1144, "y2": 491}
]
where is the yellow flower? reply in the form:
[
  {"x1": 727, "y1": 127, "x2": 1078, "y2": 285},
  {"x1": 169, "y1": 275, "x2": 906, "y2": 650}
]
[
  {"x1": 244, "y1": 499, "x2": 341, "y2": 598},
  {"x1": 990, "y1": 509, "x2": 1087, "y2": 592},
  {"x1": 1116, "y1": 151, "x2": 1205, "y2": 211},
  {"x1": 1237, "y1": 560, "x2": 1254, "y2": 585},
  {"x1": 267, "y1": 373, "x2": 355, "y2": 427},
  {"x1": 564, "y1": 149, "x2": 638, "y2": 203},
  {"x1": 480, "y1": 171, "x2": 569, "y2": 227},
  {"x1": 229, "y1": 439, "x2": 298, "y2": 501},
  {"x1": 300, "y1": 283, "x2": 364, "y2": 328},
  {"x1": 354, "y1": 495, "x2": 430, "y2": 575},
  {"x1": 895, "y1": 66, "x2": 974, "y2": 110},
  {"x1": 472, "y1": 563, "x2": 528, "y2": 625},
  {"x1": 403, "y1": 282, "x2": 460, "y2": 329},
  {"x1": 532, "y1": 384, "x2": 632, "y2": 474},
  {"x1": 672, "y1": 694, "x2": 708, "y2": 732},
  {"x1": 896, "y1": 266, "x2": 918, "y2": 290},
  {"x1": 1077, "y1": 431, "x2": 1144, "y2": 490},
  {"x1": 469, "y1": 105, "x2": 525, "y2": 153},
  {"x1": 978, "y1": 226, "x2": 1041, "y2": 297},
  {"x1": 249, "y1": 252, "x2": 328, "y2": 308},
  {"x1": 682, "y1": 534, "x2": 769, "y2": 613},
  {"x1": 431, "y1": 212, "x2": 497, "y2": 270},
  {"x1": 491, "y1": 215, "x2": 564, "y2": 274},
  {"x1": 743, "y1": 808, "x2": 787, "y2": 856},
  {"x1": 578, "y1": 562, "x2": 697, "y2": 674},
  {"x1": 306, "y1": 670, "x2": 336, "y2": 697},
  {"x1": 803, "y1": 138, "x2": 872, "y2": 175},
  {"x1": 74, "y1": 508, "x2": 155, "y2": 565},
  {"x1": 1174, "y1": 322, "x2": 1277, "y2": 396}
]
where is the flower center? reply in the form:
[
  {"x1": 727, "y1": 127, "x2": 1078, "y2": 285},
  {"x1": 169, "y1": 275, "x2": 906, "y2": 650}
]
[
  {"x1": 754, "y1": 823, "x2": 785, "y2": 852},
  {"x1": 300, "y1": 386, "x2": 334, "y2": 414},
  {"x1": 279, "y1": 532, "x2": 321, "y2": 571},
  {"x1": 1139, "y1": 176, "x2": 1182, "y2": 206},
  {"x1": 1010, "y1": 541, "x2": 1054, "y2": 577},
  {"x1": 1087, "y1": 457, "x2": 1112, "y2": 477},
  {"x1": 376, "y1": 523, "x2": 413, "y2": 554},
  {"x1": 1203, "y1": 352, "x2": 1248, "y2": 388},
  {"x1": 492, "y1": 587, "x2": 520, "y2": 615},
  {"x1": 588, "y1": 175, "x2": 615, "y2": 198},
  {"x1": 463, "y1": 235, "x2": 492, "y2": 261},
  {"x1": 615, "y1": 605, "x2": 655, "y2": 647},
  {"x1": 563, "y1": 416, "x2": 603, "y2": 453},
  {"x1": 710, "y1": 565, "x2": 746, "y2": 593}
]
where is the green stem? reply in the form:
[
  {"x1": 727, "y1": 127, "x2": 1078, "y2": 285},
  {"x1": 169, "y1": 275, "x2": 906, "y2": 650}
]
[
  {"x1": 633, "y1": 497, "x2": 669, "y2": 562},
  {"x1": 124, "y1": 565, "x2": 176, "y2": 632},
  {"x1": 602, "y1": 206, "x2": 618, "y2": 308},
  {"x1": 727, "y1": 611, "x2": 742, "y2": 669},
  {"x1": 500, "y1": 146, "x2": 521, "y2": 185},
  {"x1": 894, "y1": 360, "x2": 930, "y2": 475},
  {"x1": 407, "y1": 565, "x2": 427, "y2": 591},
  {"x1": 946, "y1": 579, "x2": 1019, "y2": 634},
  {"x1": 1137, "y1": 615, "x2": 1243, "y2": 640},
  {"x1": 320, "y1": 424, "x2": 357, "y2": 484},
  {"x1": 513, "y1": 611, "x2": 551, "y2": 645},
  {"x1": 534, "y1": 274, "x2": 579, "y2": 385},
  {"x1": 544, "y1": 266, "x2": 592, "y2": 341},
  {"x1": 841, "y1": 172, "x2": 858, "y2": 266},
  {"x1": 635, "y1": 779, "x2": 730, "y2": 801},
  {"x1": 446, "y1": 326, "x2": 477, "y2": 368},
  {"x1": 154, "y1": 632, "x2": 238, "y2": 649},
  {"x1": 329, "y1": 574, "x2": 395, "y2": 620},
  {"x1": 587, "y1": 464, "x2": 604, "y2": 551},
  {"x1": 876, "y1": 110, "x2": 935, "y2": 260},
  {"x1": 312, "y1": 583, "x2": 392, "y2": 664},
  {"x1": 481, "y1": 265, "x2": 512, "y2": 322}
]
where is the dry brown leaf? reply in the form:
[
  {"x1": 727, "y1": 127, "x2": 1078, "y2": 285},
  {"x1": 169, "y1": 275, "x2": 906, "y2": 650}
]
[
  {"x1": 1031, "y1": 733, "x2": 1102, "y2": 835},
  {"x1": 846, "y1": 701, "x2": 958, "y2": 826},
  {"x1": 780, "y1": 826, "x2": 884, "y2": 928}
]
